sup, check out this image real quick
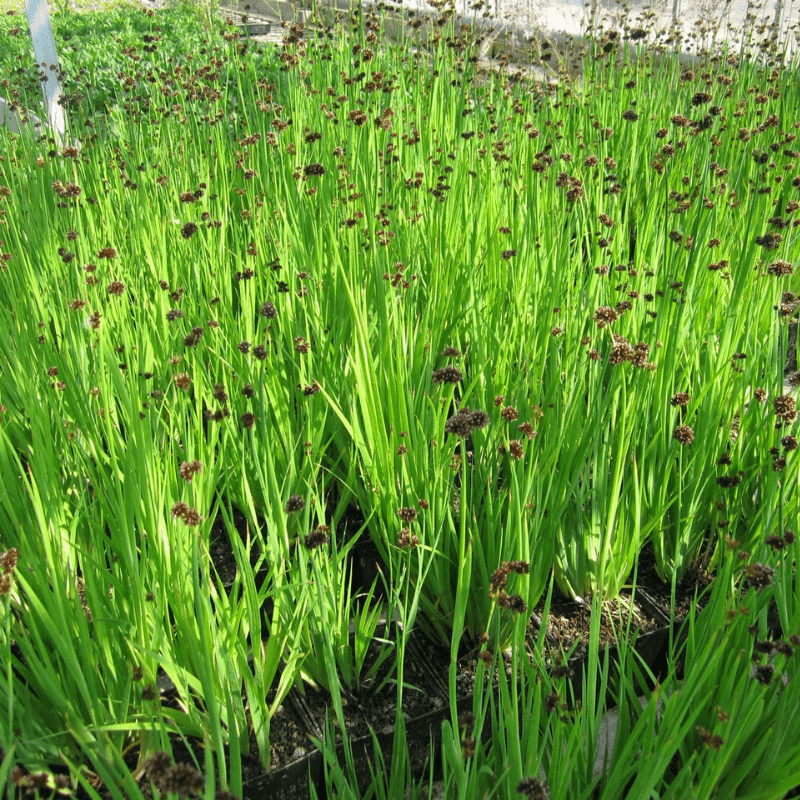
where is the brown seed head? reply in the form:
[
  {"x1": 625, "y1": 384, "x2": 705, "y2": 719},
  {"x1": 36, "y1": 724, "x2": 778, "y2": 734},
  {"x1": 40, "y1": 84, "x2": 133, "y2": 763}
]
[
  {"x1": 183, "y1": 508, "x2": 202, "y2": 526},
  {"x1": 773, "y1": 394, "x2": 797, "y2": 420},
  {"x1": 767, "y1": 259, "x2": 793, "y2": 276},
  {"x1": 179, "y1": 461, "x2": 203, "y2": 482},
  {"x1": 500, "y1": 406, "x2": 518, "y2": 421},
  {"x1": 180, "y1": 222, "x2": 198, "y2": 240},
  {"x1": 593, "y1": 306, "x2": 618, "y2": 327},
  {"x1": 744, "y1": 563, "x2": 774, "y2": 591},
  {"x1": 397, "y1": 528, "x2": 419, "y2": 548},
  {"x1": 304, "y1": 528, "x2": 330, "y2": 548},
  {"x1": 517, "y1": 777, "x2": 550, "y2": 800},
  {"x1": 285, "y1": 494, "x2": 305, "y2": 513},
  {"x1": 508, "y1": 440, "x2": 524, "y2": 460},
  {"x1": 159, "y1": 762, "x2": 205, "y2": 795},
  {"x1": 260, "y1": 301, "x2": 278, "y2": 319},
  {"x1": 397, "y1": 506, "x2": 417, "y2": 523},
  {"x1": 752, "y1": 664, "x2": 774, "y2": 685},
  {"x1": 673, "y1": 425, "x2": 695, "y2": 445},
  {"x1": 432, "y1": 366, "x2": 463, "y2": 384}
]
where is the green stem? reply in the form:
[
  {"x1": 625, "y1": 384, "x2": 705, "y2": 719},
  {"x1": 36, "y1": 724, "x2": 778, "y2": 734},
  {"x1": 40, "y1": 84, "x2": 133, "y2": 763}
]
[{"x1": 449, "y1": 437, "x2": 472, "y2": 727}]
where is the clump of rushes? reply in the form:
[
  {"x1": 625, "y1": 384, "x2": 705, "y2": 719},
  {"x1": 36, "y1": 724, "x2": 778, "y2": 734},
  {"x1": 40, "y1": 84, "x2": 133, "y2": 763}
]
[{"x1": 4, "y1": 0, "x2": 800, "y2": 791}]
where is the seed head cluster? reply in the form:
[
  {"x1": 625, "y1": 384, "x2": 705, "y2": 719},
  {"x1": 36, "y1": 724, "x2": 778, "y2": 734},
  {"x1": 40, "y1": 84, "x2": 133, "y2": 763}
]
[
  {"x1": 171, "y1": 502, "x2": 201, "y2": 526},
  {"x1": 0, "y1": 547, "x2": 19, "y2": 596},
  {"x1": 179, "y1": 461, "x2": 203, "y2": 482},
  {"x1": 285, "y1": 494, "x2": 306, "y2": 514},
  {"x1": 445, "y1": 407, "x2": 490, "y2": 437},
  {"x1": 142, "y1": 751, "x2": 207, "y2": 798},
  {"x1": 304, "y1": 525, "x2": 330, "y2": 549},
  {"x1": 517, "y1": 777, "x2": 549, "y2": 800},
  {"x1": 673, "y1": 425, "x2": 695, "y2": 445},
  {"x1": 432, "y1": 364, "x2": 463, "y2": 385}
]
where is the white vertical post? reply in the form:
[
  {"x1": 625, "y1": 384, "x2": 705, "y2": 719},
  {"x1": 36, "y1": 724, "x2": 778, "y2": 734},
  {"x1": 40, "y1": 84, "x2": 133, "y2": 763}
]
[
  {"x1": 772, "y1": 0, "x2": 784, "y2": 38},
  {"x1": 25, "y1": 0, "x2": 66, "y2": 142}
]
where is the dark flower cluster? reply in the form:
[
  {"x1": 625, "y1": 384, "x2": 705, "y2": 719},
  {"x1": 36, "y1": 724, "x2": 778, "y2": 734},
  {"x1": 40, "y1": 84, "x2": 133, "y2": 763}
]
[
  {"x1": 142, "y1": 751, "x2": 208, "y2": 798},
  {"x1": 773, "y1": 394, "x2": 797, "y2": 424},
  {"x1": 593, "y1": 306, "x2": 618, "y2": 328},
  {"x1": 744, "y1": 562, "x2": 774, "y2": 591},
  {"x1": 765, "y1": 529, "x2": 796, "y2": 550},
  {"x1": 695, "y1": 726, "x2": 724, "y2": 750},
  {"x1": 517, "y1": 776, "x2": 550, "y2": 800},
  {"x1": 691, "y1": 92, "x2": 713, "y2": 106},
  {"x1": 184, "y1": 326, "x2": 204, "y2": 347},
  {"x1": 300, "y1": 380, "x2": 321, "y2": 396},
  {"x1": 304, "y1": 525, "x2": 331, "y2": 549},
  {"x1": 458, "y1": 710, "x2": 476, "y2": 758},
  {"x1": 609, "y1": 337, "x2": 635, "y2": 365},
  {"x1": 397, "y1": 506, "x2": 417, "y2": 523},
  {"x1": 767, "y1": 259, "x2": 793, "y2": 276},
  {"x1": 397, "y1": 527, "x2": 420, "y2": 548},
  {"x1": 180, "y1": 222, "x2": 199, "y2": 239},
  {"x1": 11, "y1": 769, "x2": 71, "y2": 795},
  {"x1": 171, "y1": 502, "x2": 201, "y2": 526},
  {"x1": 498, "y1": 440, "x2": 524, "y2": 460},
  {"x1": 444, "y1": 407, "x2": 490, "y2": 437},
  {"x1": 179, "y1": 461, "x2": 203, "y2": 482},
  {"x1": 489, "y1": 559, "x2": 530, "y2": 594},
  {"x1": 752, "y1": 664, "x2": 774, "y2": 685},
  {"x1": 284, "y1": 494, "x2": 306, "y2": 514},
  {"x1": 496, "y1": 590, "x2": 526, "y2": 613},
  {"x1": 260, "y1": 301, "x2": 278, "y2": 319},
  {"x1": 755, "y1": 232, "x2": 782, "y2": 250},
  {"x1": 0, "y1": 547, "x2": 19, "y2": 596},
  {"x1": 673, "y1": 425, "x2": 695, "y2": 445},
  {"x1": 500, "y1": 406, "x2": 518, "y2": 421},
  {"x1": 432, "y1": 366, "x2": 463, "y2": 384}
]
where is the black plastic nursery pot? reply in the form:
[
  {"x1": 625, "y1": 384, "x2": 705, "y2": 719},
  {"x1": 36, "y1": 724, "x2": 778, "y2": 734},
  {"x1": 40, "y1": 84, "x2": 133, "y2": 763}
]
[
  {"x1": 239, "y1": 701, "x2": 454, "y2": 800},
  {"x1": 230, "y1": 590, "x2": 680, "y2": 800}
]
